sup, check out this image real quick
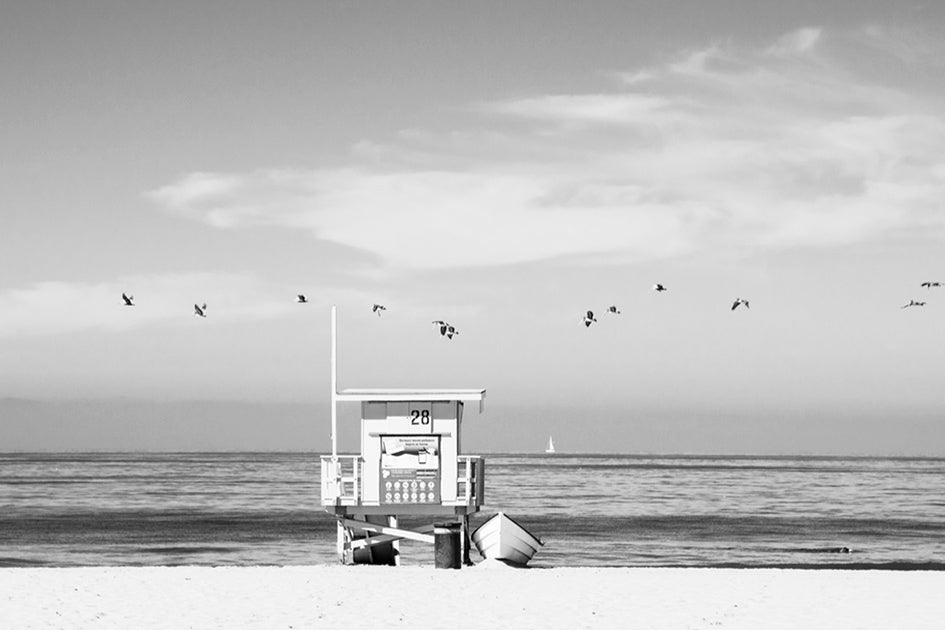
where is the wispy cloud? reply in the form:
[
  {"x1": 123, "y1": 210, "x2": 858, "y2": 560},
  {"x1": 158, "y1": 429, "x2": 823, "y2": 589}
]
[
  {"x1": 150, "y1": 169, "x2": 692, "y2": 268},
  {"x1": 483, "y1": 93, "x2": 672, "y2": 125},
  {"x1": 766, "y1": 27, "x2": 822, "y2": 56},
  {"x1": 148, "y1": 26, "x2": 945, "y2": 269}
]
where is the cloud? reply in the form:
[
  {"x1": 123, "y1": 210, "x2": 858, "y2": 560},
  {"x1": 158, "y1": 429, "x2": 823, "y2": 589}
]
[
  {"x1": 151, "y1": 169, "x2": 691, "y2": 268},
  {"x1": 669, "y1": 43, "x2": 727, "y2": 75},
  {"x1": 148, "y1": 26, "x2": 945, "y2": 269},
  {"x1": 766, "y1": 27, "x2": 822, "y2": 56},
  {"x1": 0, "y1": 273, "x2": 308, "y2": 339},
  {"x1": 483, "y1": 93, "x2": 672, "y2": 125}
]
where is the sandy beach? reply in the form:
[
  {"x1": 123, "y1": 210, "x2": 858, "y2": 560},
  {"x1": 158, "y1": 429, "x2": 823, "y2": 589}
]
[{"x1": 3, "y1": 564, "x2": 943, "y2": 629}]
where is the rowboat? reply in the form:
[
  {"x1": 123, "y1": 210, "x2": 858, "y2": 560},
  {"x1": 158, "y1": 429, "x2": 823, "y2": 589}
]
[{"x1": 471, "y1": 512, "x2": 544, "y2": 566}]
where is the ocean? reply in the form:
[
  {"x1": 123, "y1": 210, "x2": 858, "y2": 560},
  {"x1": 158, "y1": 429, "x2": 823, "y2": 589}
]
[{"x1": 1, "y1": 452, "x2": 943, "y2": 569}]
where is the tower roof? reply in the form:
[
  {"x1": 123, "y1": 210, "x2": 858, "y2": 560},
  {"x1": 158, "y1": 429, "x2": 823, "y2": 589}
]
[{"x1": 336, "y1": 388, "x2": 486, "y2": 412}]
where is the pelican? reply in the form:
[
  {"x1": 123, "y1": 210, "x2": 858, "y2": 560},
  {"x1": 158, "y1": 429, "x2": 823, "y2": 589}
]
[
  {"x1": 373, "y1": 304, "x2": 387, "y2": 316},
  {"x1": 901, "y1": 300, "x2": 926, "y2": 308},
  {"x1": 296, "y1": 294, "x2": 308, "y2": 304},
  {"x1": 121, "y1": 293, "x2": 134, "y2": 307},
  {"x1": 653, "y1": 284, "x2": 667, "y2": 292},
  {"x1": 920, "y1": 282, "x2": 942, "y2": 289},
  {"x1": 606, "y1": 305, "x2": 621, "y2": 314},
  {"x1": 731, "y1": 298, "x2": 750, "y2": 311},
  {"x1": 583, "y1": 310, "x2": 597, "y2": 327},
  {"x1": 194, "y1": 303, "x2": 207, "y2": 317}
]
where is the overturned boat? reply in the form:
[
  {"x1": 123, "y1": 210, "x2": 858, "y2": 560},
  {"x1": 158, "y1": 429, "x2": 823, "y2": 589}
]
[{"x1": 471, "y1": 512, "x2": 544, "y2": 566}]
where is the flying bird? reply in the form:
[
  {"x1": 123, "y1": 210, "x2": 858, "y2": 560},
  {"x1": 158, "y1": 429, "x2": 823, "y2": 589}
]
[
  {"x1": 606, "y1": 305, "x2": 621, "y2": 314},
  {"x1": 901, "y1": 300, "x2": 926, "y2": 309},
  {"x1": 432, "y1": 320, "x2": 457, "y2": 339},
  {"x1": 121, "y1": 293, "x2": 134, "y2": 307},
  {"x1": 373, "y1": 304, "x2": 387, "y2": 316},
  {"x1": 296, "y1": 294, "x2": 308, "y2": 303},
  {"x1": 920, "y1": 282, "x2": 942, "y2": 289},
  {"x1": 194, "y1": 303, "x2": 207, "y2": 317},
  {"x1": 731, "y1": 298, "x2": 750, "y2": 311},
  {"x1": 653, "y1": 284, "x2": 667, "y2": 292},
  {"x1": 583, "y1": 310, "x2": 597, "y2": 327}
]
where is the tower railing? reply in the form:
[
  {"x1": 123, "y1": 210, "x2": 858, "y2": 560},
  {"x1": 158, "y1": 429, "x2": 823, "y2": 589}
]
[
  {"x1": 320, "y1": 455, "x2": 361, "y2": 506},
  {"x1": 454, "y1": 456, "x2": 485, "y2": 507},
  {"x1": 320, "y1": 455, "x2": 485, "y2": 508}
]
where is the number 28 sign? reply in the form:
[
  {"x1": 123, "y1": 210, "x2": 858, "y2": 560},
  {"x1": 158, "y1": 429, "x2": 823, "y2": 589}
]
[{"x1": 408, "y1": 405, "x2": 433, "y2": 433}]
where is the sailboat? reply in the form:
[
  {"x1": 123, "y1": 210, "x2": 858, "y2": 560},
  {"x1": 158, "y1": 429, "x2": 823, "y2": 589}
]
[{"x1": 545, "y1": 436, "x2": 555, "y2": 454}]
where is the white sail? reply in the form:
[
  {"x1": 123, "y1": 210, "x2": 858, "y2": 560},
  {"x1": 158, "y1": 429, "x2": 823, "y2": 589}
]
[{"x1": 545, "y1": 436, "x2": 555, "y2": 454}]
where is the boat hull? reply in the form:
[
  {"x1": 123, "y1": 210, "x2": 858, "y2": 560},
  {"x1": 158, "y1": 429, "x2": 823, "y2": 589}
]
[{"x1": 471, "y1": 512, "x2": 543, "y2": 565}]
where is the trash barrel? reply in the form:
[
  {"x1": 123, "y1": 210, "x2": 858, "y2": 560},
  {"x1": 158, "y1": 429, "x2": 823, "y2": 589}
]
[{"x1": 433, "y1": 522, "x2": 462, "y2": 569}]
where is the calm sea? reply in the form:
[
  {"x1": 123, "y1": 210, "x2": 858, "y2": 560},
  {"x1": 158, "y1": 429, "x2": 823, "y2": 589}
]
[{"x1": 1, "y1": 453, "x2": 943, "y2": 569}]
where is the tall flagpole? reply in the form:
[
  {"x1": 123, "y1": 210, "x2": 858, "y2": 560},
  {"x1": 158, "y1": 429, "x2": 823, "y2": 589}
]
[
  {"x1": 330, "y1": 305, "x2": 345, "y2": 562},
  {"x1": 330, "y1": 305, "x2": 338, "y2": 459}
]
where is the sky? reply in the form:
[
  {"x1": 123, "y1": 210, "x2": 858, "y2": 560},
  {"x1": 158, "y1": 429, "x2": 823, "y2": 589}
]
[{"x1": 2, "y1": 1, "x2": 945, "y2": 454}]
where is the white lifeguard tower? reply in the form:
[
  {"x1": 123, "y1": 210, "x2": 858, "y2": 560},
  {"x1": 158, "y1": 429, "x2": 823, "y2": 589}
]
[{"x1": 320, "y1": 307, "x2": 486, "y2": 565}]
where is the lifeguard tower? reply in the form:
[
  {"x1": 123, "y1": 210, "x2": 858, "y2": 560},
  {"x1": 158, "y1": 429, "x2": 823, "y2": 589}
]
[{"x1": 320, "y1": 307, "x2": 486, "y2": 565}]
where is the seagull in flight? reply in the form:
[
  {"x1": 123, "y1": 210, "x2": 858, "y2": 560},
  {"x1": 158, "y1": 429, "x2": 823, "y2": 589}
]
[
  {"x1": 121, "y1": 293, "x2": 134, "y2": 307},
  {"x1": 373, "y1": 304, "x2": 387, "y2": 316},
  {"x1": 296, "y1": 294, "x2": 308, "y2": 304},
  {"x1": 432, "y1": 320, "x2": 457, "y2": 339},
  {"x1": 583, "y1": 310, "x2": 597, "y2": 327},
  {"x1": 731, "y1": 298, "x2": 750, "y2": 311},
  {"x1": 194, "y1": 303, "x2": 207, "y2": 318},
  {"x1": 901, "y1": 300, "x2": 927, "y2": 309},
  {"x1": 606, "y1": 305, "x2": 621, "y2": 315},
  {"x1": 653, "y1": 284, "x2": 667, "y2": 292},
  {"x1": 920, "y1": 282, "x2": 942, "y2": 289}
]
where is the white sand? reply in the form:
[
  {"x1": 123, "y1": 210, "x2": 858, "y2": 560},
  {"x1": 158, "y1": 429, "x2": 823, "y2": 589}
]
[{"x1": 3, "y1": 564, "x2": 943, "y2": 629}]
